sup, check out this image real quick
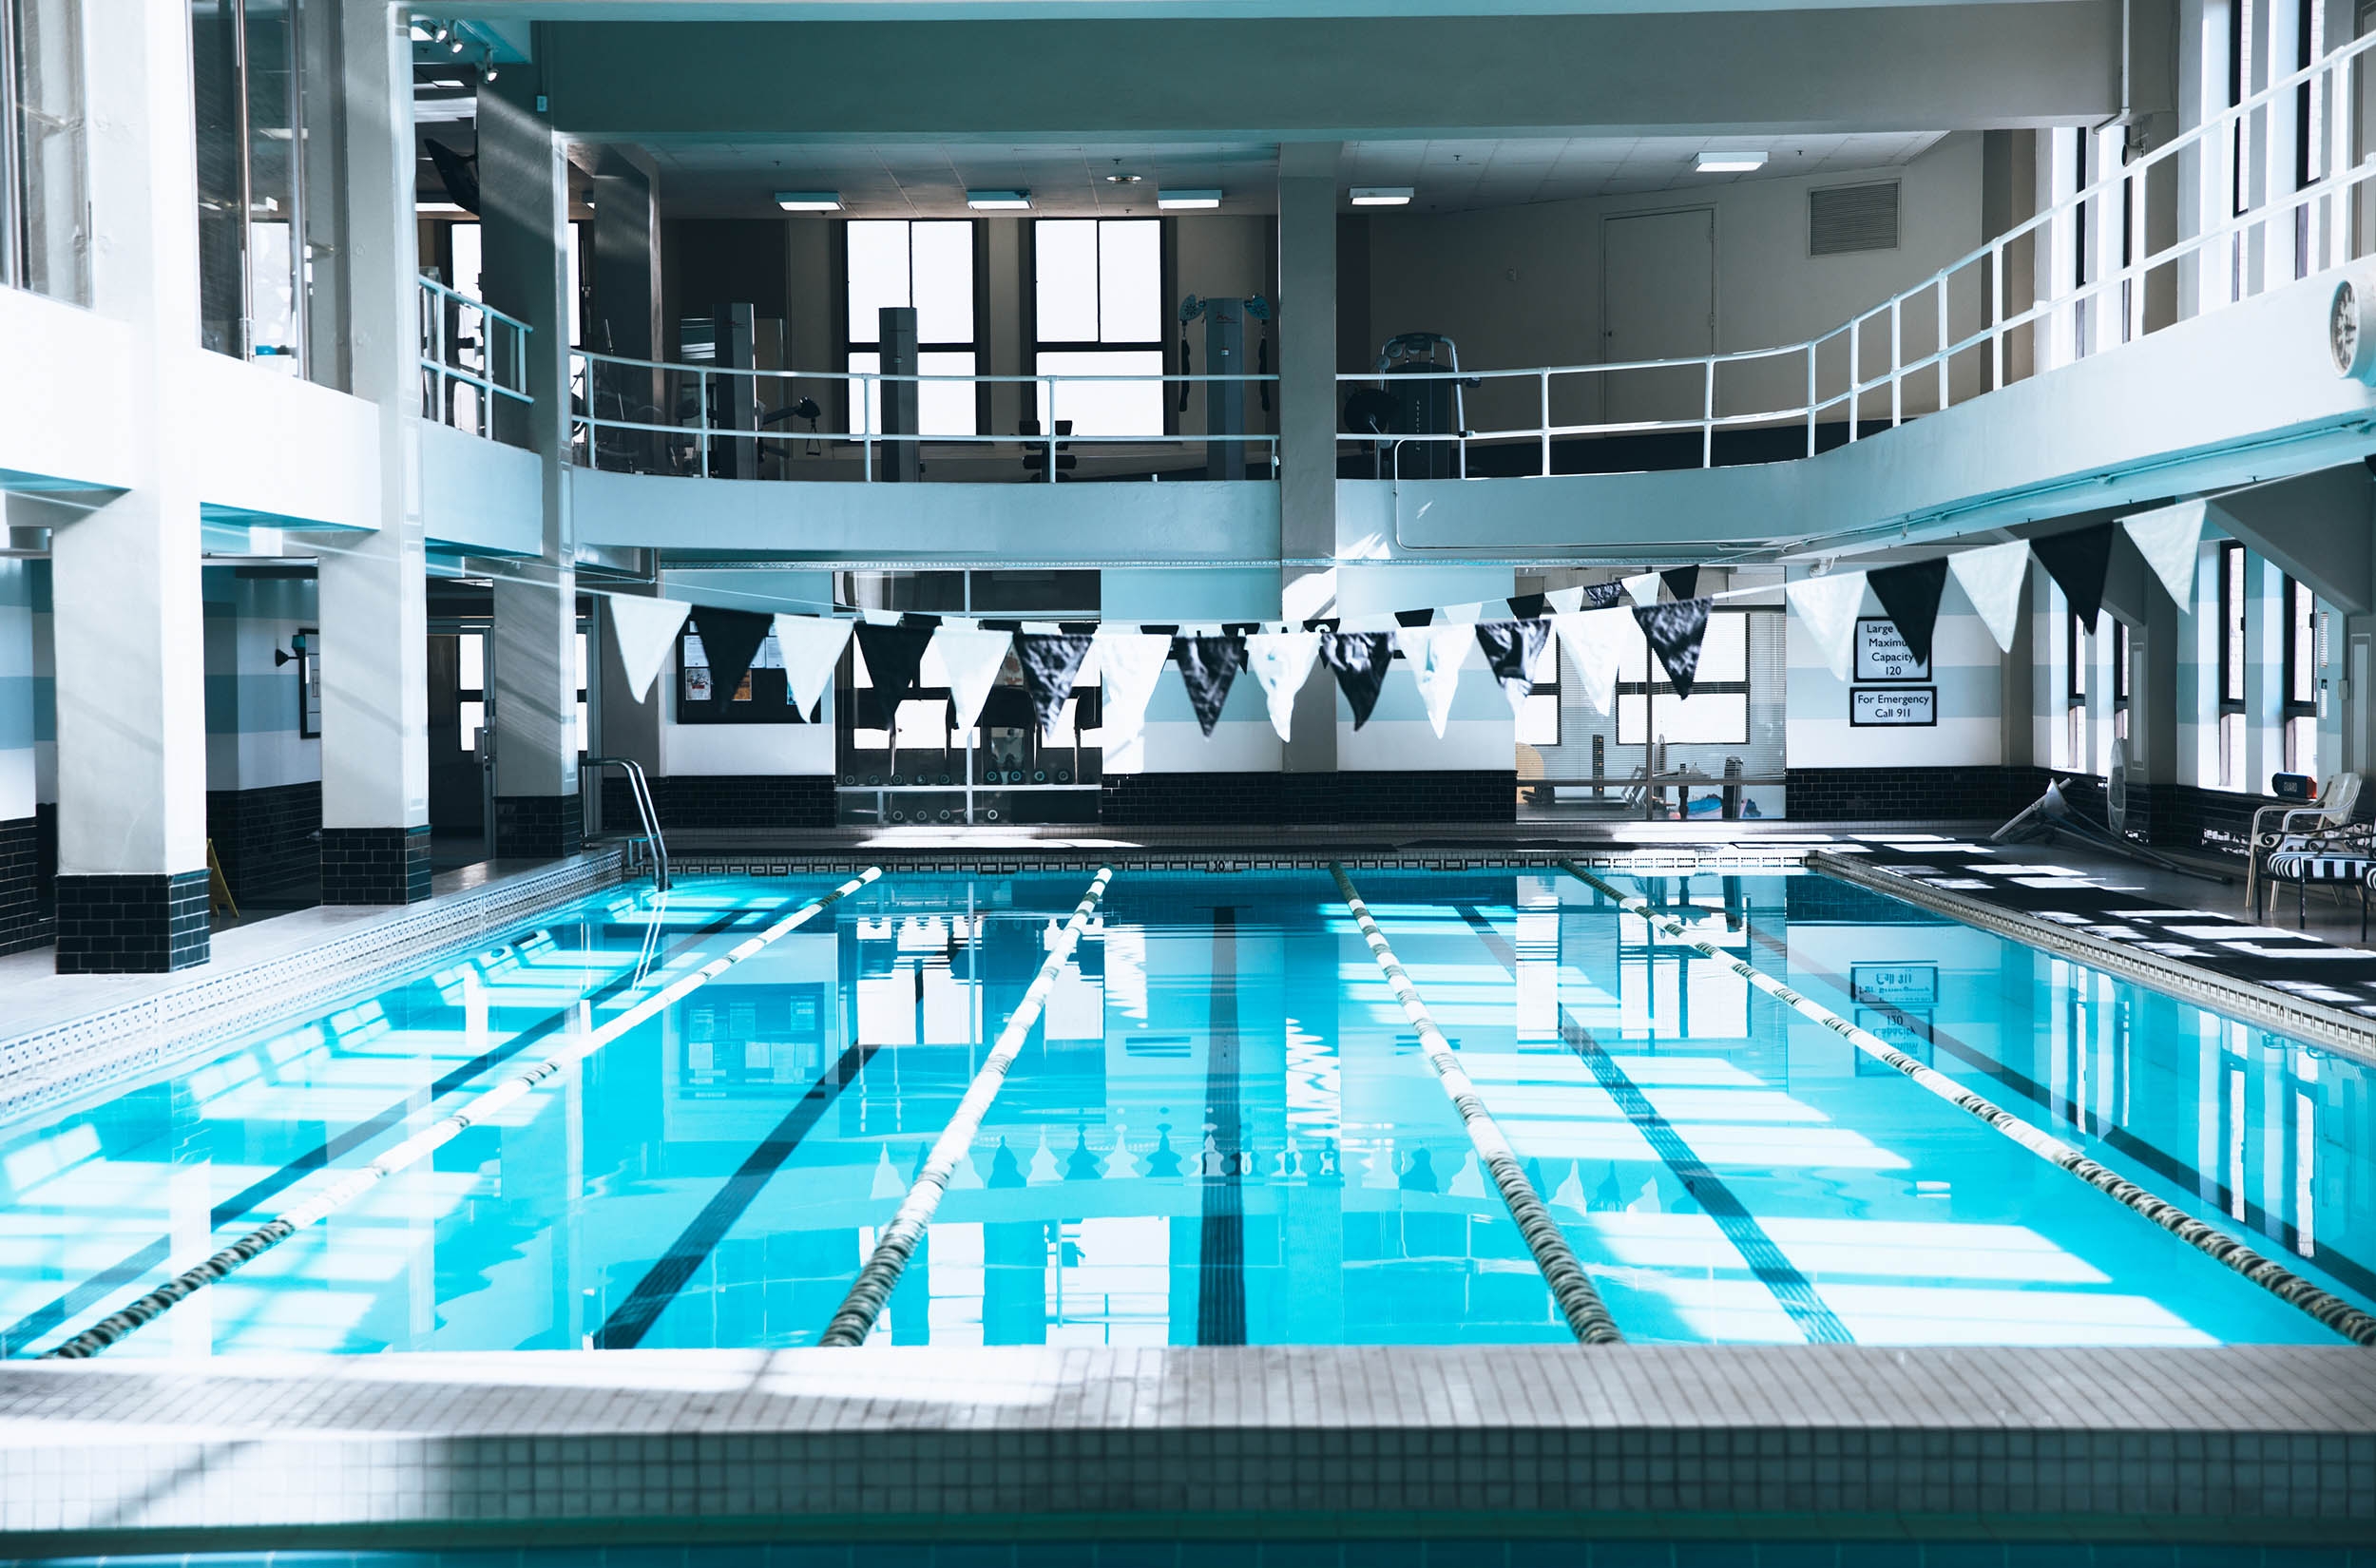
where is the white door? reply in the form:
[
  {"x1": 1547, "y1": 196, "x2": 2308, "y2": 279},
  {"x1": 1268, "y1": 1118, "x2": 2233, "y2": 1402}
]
[{"x1": 1601, "y1": 208, "x2": 1715, "y2": 430}]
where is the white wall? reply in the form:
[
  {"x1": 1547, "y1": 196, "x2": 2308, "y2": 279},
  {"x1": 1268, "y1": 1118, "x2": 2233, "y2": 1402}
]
[
  {"x1": 1786, "y1": 572, "x2": 2003, "y2": 770},
  {"x1": 201, "y1": 568, "x2": 321, "y2": 793},
  {"x1": 0, "y1": 560, "x2": 40, "y2": 821}
]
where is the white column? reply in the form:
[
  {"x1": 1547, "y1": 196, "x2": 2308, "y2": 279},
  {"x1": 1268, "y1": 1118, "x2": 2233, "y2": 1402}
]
[
  {"x1": 1276, "y1": 143, "x2": 1339, "y2": 782},
  {"x1": 48, "y1": 0, "x2": 210, "y2": 971},
  {"x1": 316, "y1": 0, "x2": 431, "y2": 904}
]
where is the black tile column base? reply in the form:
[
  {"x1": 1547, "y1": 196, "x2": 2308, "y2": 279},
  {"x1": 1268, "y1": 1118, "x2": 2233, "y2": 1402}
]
[
  {"x1": 495, "y1": 794, "x2": 584, "y2": 861},
  {"x1": 320, "y1": 825, "x2": 432, "y2": 906},
  {"x1": 55, "y1": 870, "x2": 210, "y2": 974},
  {"x1": 0, "y1": 815, "x2": 50, "y2": 958}
]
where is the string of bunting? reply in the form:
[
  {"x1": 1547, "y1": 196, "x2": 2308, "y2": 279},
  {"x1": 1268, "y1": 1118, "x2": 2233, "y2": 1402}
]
[{"x1": 593, "y1": 506, "x2": 2205, "y2": 750}]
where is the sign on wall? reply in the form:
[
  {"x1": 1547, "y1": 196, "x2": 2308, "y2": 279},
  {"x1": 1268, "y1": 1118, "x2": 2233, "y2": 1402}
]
[
  {"x1": 1854, "y1": 617, "x2": 1930, "y2": 680},
  {"x1": 1849, "y1": 963, "x2": 1938, "y2": 1007},
  {"x1": 1849, "y1": 686, "x2": 1937, "y2": 726}
]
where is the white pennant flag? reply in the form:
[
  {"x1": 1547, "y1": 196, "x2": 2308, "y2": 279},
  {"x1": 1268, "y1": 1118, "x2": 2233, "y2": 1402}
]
[
  {"x1": 1441, "y1": 601, "x2": 1485, "y2": 625},
  {"x1": 1945, "y1": 540, "x2": 2032, "y2": 655},
  {"x1": 771, "y1": 614, "x2": 854, "y2": 719},
  {"x1": 605, "y1": 595, "x2": 691, "y2": 704},
  {"x1": 1396, "y1": 623, "x2": 1472, "y2": 738},
  {"x1": 1551, "y1": 609, "x2": 1636, "y2": 717},
  {"x1": 1545, "y1": 585, "x2": 1585, "y2": 615},
  {"x1": 1090, "y1": 630, "x2": 1171, "y2": 767},
  {"x1": 930, "y1": 626, "x2": 1014, "y2": 733},
  {"x1": 1783, "y1": 571, "x2": 1868, "y2": 682},
  {"x1": 1243, "y1": 631, "x2": 1322, "y2": 742},
  {"x1": 1621, "y1": 573, "x2": 1661, "y2": 607},
  {"x1": 2123, "y1": 500, "x2": 2207, "y2": 607}
]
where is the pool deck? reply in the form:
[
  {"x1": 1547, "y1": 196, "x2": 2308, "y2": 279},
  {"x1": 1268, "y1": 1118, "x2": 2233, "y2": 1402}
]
[{"x1": 0, "y1": 1344, "x2": 2367, "y2": 1550}]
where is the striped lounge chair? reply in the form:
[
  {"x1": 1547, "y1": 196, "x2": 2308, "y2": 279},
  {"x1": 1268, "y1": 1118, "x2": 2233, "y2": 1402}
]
[{"x1": 2258, "y1": 827, "x2": 2376, "y2": 934}]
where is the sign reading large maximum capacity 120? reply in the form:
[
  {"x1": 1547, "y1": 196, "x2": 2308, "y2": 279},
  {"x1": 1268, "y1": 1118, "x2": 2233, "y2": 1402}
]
[{"x1": 1854, "y1": 617, "x2": 1931, "y2": 680}]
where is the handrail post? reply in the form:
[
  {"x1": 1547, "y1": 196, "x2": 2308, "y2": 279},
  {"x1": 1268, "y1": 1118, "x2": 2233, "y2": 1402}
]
[
  {"x1": 1991, "y1": 239, "x2": 2006, "y2": 390},
  {"x1": 697, "y1": 369, "x2": 711, "y2": 475},
  {"x1": 1700, "y1": 357, "x2": 1714, "y2": 468},
  {"x1": 1805, "y1": 341, "x2": 1816, "y2": 456},
  {"x1": 1848, "y1": 317, "x2": 1860, "y2": 441},
  {"x1": 1044, "y1": 376, "x2": 1057, "y2": 483},
  {"x1": 1889, "y1": 296, "x2": 1903, "y2": 428},
  {"x1": 1540, "y1": 370, "x2": 1551, "y2": 477},
  {"x1": 1935, "y1": 277, "x2": 1949, "y2": 411}
]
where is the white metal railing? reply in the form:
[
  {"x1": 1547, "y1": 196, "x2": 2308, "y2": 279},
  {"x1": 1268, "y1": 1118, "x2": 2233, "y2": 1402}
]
[
  {"x1": 1340, "y1": 26, "x2": 2376, "y2": 477},
  {"x1": 419, "y1": 276, "x2": 532, "y2": 438},
  {"x1": 568, "y1": 348, "x2": 1278, "y2": 482}
]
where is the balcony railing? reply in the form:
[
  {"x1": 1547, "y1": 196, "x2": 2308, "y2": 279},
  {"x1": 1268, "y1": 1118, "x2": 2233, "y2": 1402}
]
[
  {"x1": 1339, "y1": 25, "x2": 2376, "y2": 478},
  {"x1": 568, "y1": 349, "x2": 1278, "y2": 483},
  {"x1": 419, "y1": 277, "x2": 531, "y2": 439}
]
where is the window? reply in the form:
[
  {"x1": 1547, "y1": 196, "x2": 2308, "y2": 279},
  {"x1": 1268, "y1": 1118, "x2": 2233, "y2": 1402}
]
[
  {"x1": 2283, "y1": 576, "x2": 2318, "y2": 781},
  {"x1": 844, "y1": 219, "x2": 977, "y2": 438},
  {"x1": 1616, "y1": 611, "x2": 1751, "y2": 745},
  {"x1": 2113, "y1": 620, "x2": 2131, "y2": 742},
  {"x1": 456, "y1": 630, "x2": 484, "y2": 752},
  {"x1": 2217, "y1": 542, "x2": 2247, "y2": 789},
  {"x1": 676, "y1": 625, "x2": 817, "y2": 725},
  {"x1": 2064, "y1": 609, "x2": 2088, "y2": 769},
  {"x1": 1, "y1": 0, "x2": 86, "y2": 301},
  {"x1": 193, "y1": 0, "x2": 316, "y2": 370},
  {"x1": 1033, "y1": 218, "x2": 1164, "y2": 437},
  {"x1": 1519, "y1": 650, "x2": 1560, "y2": 748},
  {"x1": 295, "y1": 625, "x2": 320, "y2": 739}
]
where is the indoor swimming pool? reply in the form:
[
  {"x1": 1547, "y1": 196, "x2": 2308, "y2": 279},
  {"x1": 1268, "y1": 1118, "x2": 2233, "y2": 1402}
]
[{"x1": 0, "y1": 864, "x2": 2366, "y2": 1356}]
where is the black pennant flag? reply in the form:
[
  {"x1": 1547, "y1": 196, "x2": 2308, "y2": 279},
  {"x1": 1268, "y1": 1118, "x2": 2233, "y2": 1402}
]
[
  {"x1": 1505, "y1": 592, "x2": 1547, "y2": 621},
  {"x1": 1580, "y1": 581, "x2": 1628, "y2": 609},
  {"x1": 1632, "y1": 597, "x2": 1713, "y2": 698},
  {"x1": 2031, "y1": 523, "x2": 2117, "y2": 629},
  {"x1": 688, "y1": 607, "x2": 773, "y2": 704},
  {"x1": 1474, "y1": 621, "x2": 1550, "y2": 701},
  {"x1": 1660, "y1": 565, "x2": 1700, "y2": 602},
  {"x1": 1867, "y1": 557, "x2": 1950, "y2": 670},
  {"x1": 1013, "y1": 633, "x2": 1094, "y2": 736},
  {"x1": 1320, "y1": 630, "x2": 1394, "y2": 729},
  {"x1": 1172, "y1": 635, "x2": 1246, "y2": 736},
  {"x1": 854, "y1": 621, "x2": 935, "y2": 717}
]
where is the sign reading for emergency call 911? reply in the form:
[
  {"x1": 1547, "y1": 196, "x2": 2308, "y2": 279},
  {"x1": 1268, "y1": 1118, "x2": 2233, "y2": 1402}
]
[{"x1": 1850, "y1": 686, "x2": 1937, "y2": 726}]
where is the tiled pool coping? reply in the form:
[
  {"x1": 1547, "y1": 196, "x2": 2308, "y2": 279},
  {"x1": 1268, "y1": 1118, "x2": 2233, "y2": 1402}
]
[{"x1": 0, "y1": 1346, "x2": 2367, "y2": 1550}]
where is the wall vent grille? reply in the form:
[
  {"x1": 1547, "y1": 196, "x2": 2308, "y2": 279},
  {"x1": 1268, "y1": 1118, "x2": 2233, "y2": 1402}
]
[{"x1": 1810, "y1": 182, "x2": 1901, "y2": 256}]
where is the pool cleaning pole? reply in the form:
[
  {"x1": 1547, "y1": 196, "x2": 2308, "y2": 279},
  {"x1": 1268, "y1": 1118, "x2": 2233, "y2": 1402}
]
[
  {"x1": 1330, "y1": 864, "x2": 1624, "y2": 1345},
  {"x1": 1560, "y1": 860, "x2": 2376, "y2": 1348},
  {"x1": 40, "y1": 868, "x2": 886, "y2": 1361},
  {"x1": 820, "y1": 866, "x2": 1115, "y2": 1347}
]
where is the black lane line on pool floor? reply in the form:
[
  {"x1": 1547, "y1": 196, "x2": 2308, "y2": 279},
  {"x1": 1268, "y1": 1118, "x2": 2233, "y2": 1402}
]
[
  {"x1": 1453, "y1": 904, "x2": 1855, "y2": 1347},
  {"x1": 595, "y1": 1039, "x2": 881, "y2": 1349},
  {"x1": 1737, "y1": 919, "x2": 2376, "y2": 1308},
  {"x1": 0, "y1": 901, "x2": 769, "y2": 1359},
  {"x1": 1198, "y1": 906, "x2": 1247, "y2": 1347}
]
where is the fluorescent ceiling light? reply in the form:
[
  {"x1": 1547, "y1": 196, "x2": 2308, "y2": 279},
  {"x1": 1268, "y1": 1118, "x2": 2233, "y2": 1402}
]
[
  {"x1": 776, "y1": 191, "x2": 842, "y2": 211},
  {"x1": 416, "y1": 201, "x2": 470, "y2": 215},
  {"x1": 1158, "y1": 189, "x2": 1221, "y2": 210},
  {"x1": 1350, "y1": 186, "x2": 1414, "y2": 206},
  {"x1": 966, "y1": 189, "x2": 1031, "y2": 210},
  {"x1": 1696, "y1": 151, "x2": 1768, "y2": 173}
]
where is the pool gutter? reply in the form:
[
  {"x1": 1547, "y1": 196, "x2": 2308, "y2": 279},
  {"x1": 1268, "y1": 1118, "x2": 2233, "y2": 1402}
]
[{"x1": 1811, "y1": 848, "x2": 2376, "y2": 1067}]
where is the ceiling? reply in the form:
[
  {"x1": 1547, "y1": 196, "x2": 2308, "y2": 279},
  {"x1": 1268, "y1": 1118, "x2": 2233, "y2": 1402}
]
[{"x1": 628, "y1": 130, "x2": 1951, "y2": 218}]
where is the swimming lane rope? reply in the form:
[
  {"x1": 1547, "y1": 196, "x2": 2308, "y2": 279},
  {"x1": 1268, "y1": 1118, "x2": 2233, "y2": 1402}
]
[
  {"x1": 1561, "y1": 860, "x2": 2376, "y2": 1348},
  {"x1": 41, "y1": 869, "x2": 885, "y2": 1360},
  {"x1": 819, "y1": 867, "x2": 1114, "y2": 1347},
  {"x1": 1330, "y1": 864, "x2": 1624, "y2": 1345}
]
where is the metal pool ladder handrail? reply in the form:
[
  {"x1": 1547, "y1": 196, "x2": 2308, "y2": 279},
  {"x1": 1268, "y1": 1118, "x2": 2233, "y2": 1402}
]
[{"x1": 583, "y1": 756, "x2": 670, "y2": 891}]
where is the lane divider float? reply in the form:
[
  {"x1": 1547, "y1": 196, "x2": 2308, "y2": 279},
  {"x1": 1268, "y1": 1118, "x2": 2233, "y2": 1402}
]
[{"x1": 43, "y1": 869, "x2": 886, "y2": 1360}]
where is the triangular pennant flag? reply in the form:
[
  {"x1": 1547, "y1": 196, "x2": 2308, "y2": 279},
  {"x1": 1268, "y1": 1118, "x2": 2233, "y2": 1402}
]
[
  {"x1": 1621, "y1": 573, "x2": 1661, "y2": 607},
  {"x1": 1545, "y1": 586, "x2": 1586, "y2": 614},
  {"x1": 1172, "y1": 635, "x2": 1245, "y2": 737},
  {"x1": 854, "y1": 621, "x2": 934, "y2": 718},
  {"x1": 1474, "y1": 621, "x2": 1551, "y2": 719},
  {"x1": 1395, "y1": 623, "x2": 1472, "y2": 738},
  {"x1": 1946, "y1": 540, "x2": 2031, "y2": 655},
  {"x1": 1442, "y1": 601, "x2": 1485, "y2": 625},
  {"x1": 771, "y1": 613, "x2": 853, "y2": 719},
  {"x1": 1243, "y1": 631, "x2": 1322, "y2": 742},
  {"x1": 2122, "y1": 501, "x2": 2206, "y2": 607},
  {"x1": 1867, "y1": 557, "x2": 1949, "y2": 671},
  {"x1": 1782, "y1": 572, "x2": 1868, "y2": 682},
  {"x1": 1014, "y1": 633, "x2": 1093, "y2": 739},
  {"x1": 688, "y1": 606, "x2": 773, "y2": 704},
  {"x1": 1319, "y1": 630, "x2": 1394, "y2": 729},
  {"x1": 1394, "y1": 608, "x2": 1437, "y2": 627},
  {"x1": 1552, "y1": 609, "x2": 1635, "y2": 717},
  {"x1": 606, "y1": 595, "x2": 690, "y2": 704},
  {"x1": 2031, "y1": 523, "x2": 2117, "y2": 628},
  {"x1": 1659, "y1": 565, "x2": 1700, "y2": 602},
  {"x1": 1581, "y1": 581, "x2": 1629, "y2": 610},
  {"x1": 1506, "y1": 593, "x2": 1547, "y2": 621},
  {"x1": 1090, "y1": 630, "x2": 1171, "y2": 761},
  {"x1": 930, "y1": 626, "x2": 1014, "y2": 734},
  {"x1": 1632, "y1": 597, "x2": 1713, "y2": 698}
]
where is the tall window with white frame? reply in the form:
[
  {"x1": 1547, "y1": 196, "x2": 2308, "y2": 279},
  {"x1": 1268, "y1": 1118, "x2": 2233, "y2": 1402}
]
[
  {"x1": 2282, "y1": 575, "x2": 2319, "y2": 783},
  {"x1": 1032, "y1": 218, "x2": 1165, "y2": 437},
  {"x1": 2113, "y1": 620, "x2": 2131, "y2": 743},
  {"x1": 0, "y1": 0, "x2": 85, "y2": 302},
  {"x1": 844, "y1": 219, "x2": 979, "y2": 439},
  {"x1": 2065, "y1": 608, "x2": 2087, "y2": 769},
  {"x1": 2218, "y1": 541, "x2": 2248, "y2": 789}
]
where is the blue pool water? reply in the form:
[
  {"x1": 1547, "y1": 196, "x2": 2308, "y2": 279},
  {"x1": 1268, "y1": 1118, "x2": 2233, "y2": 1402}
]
[{"x1": 0, "y1": 866, "x2": 2367, "y2": 1355}]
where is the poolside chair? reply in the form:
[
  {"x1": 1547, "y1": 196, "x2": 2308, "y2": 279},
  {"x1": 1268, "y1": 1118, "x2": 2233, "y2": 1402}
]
[{"x1": 2251, "y1": 773, "x2": 2371, "y2": 929}]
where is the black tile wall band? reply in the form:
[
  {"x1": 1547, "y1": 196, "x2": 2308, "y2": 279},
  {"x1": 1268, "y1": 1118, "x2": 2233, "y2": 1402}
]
[
  {"x1": 1102, "y1": 771, "x2": 1519, "y2": 826},
  {"x1": 203, "y1": 781, "x2": 320, "y2": 904},
  {"x1": 0, "y1": 815, "x2": 49, "y2": 959},
  {"x1": 319, "y1": 825, "x2": 432, "y2": 907},
  {"x1": 602, "y1": 774, "x2": 836, "y2": 833},
  {"x1": 494, "y1": 794, "x2": 585, "y2": 862},
  {"x1": 52, "y1": 870, "x2": 211, "y2": 975}
]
